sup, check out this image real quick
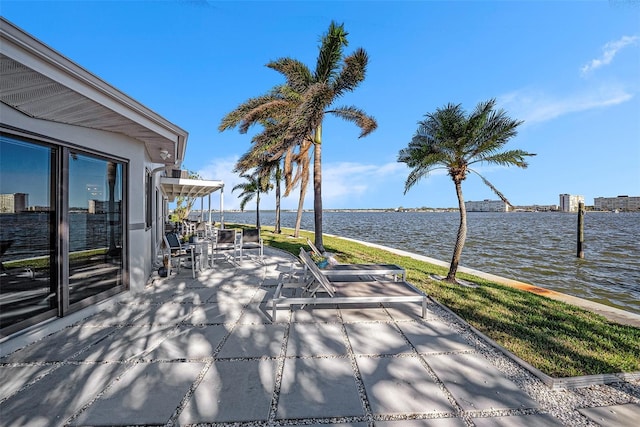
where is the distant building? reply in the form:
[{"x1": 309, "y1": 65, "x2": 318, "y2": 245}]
[
  {"x1": 465, "y1": 199, "x2": 510, "y2": 212},
  {"x1": 513, "y1": 204, "x2": 559, "y2": 212},
  {"x1": 594, "y1": 195, "x2": 640, "y2": 212},
  {"x1": 559, "y1": 194, "x2": 584, "y2": 212},
  {"x1": 88, "y1": 200, "x2": 122, "y2": 214},
  {"x1": 0, "y1": 193, "x2": 28, "y2": 213}
]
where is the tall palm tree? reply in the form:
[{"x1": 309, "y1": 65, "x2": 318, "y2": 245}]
[
  {"x1": 398, "y1": 99, "x2": 535, "y2": 283},
  {"x1": 231, "y1": 172, "x2": 272, "y2": 231},
  {"x1": 267, "y1": 21, "x2": 377, "y2": 252},
  {"x1": 220, "y1": 86, "x2": 312, "y2": 238}
]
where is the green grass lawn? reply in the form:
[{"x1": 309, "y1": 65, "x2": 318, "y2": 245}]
[{"x1": 235, "y1": 224, "x2": 640, "y2": 378}]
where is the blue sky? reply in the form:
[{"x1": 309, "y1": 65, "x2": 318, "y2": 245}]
[{"x1": 3, "y1": 1, "x2": 639, "y2": 210}]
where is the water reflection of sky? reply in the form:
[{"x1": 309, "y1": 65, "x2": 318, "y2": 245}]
[
  {"x1": 1, "y1": 137, "x2": 122, "y2": 209},
  {"x1": 0, "y1": 137, "x2": 50, "y2": 207}
]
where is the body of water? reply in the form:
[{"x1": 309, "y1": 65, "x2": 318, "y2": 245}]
[{"x1": 218, "y1": 210, "x2": 640, "y2": 315}]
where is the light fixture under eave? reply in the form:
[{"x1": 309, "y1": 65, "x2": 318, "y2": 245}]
[{"x1": 159, "y1": 149, "x2": 171, "y2": 161}]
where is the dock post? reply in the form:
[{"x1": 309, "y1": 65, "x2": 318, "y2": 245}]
[{"x1": 577, "y1": 202, "x2": 585, "y2": 258}]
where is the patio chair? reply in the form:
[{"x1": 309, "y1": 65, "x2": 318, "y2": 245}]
[
  {"x1": 239, "y1": 228, "x2": 263, "y2": 263},
  {"x1": 271, "y1": 247, "x2": 428, "y2": 321},
  {"x1": 212, "y1": 228, "x2": 240, "y2": 264},
  {"x1": 163, "y1": 233, "x2": 187, "y2": 274}
]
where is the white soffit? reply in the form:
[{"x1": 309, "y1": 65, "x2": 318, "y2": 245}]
[
  {"x1": 0, "y1": 18, "x2": 187, "y2": 165},
  {"x1": 160, "y1": 177, "x2": 224, "y2": 202}
]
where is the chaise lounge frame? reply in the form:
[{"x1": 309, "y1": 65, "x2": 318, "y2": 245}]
[{"x1": 271, "y1": 248, "x2": 428, "y2": 321}]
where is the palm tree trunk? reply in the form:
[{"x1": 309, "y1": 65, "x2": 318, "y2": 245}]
[
  {"x1": 293, "y1": 185, "x2": 306, "y2": 238},
  {"x1": 256, "y1": 191, "x2": 261, "y2": 231},
  {"x1": 446, "y1": 179, "x2": 467, "y2": 282},
  {"x1": 313, "y1": 124, "x2": 324, "y2": 252},
  {"x1": 293, "y1": 145, "x2": 311, "y2": 238},
  {"x1": 275, "y1": 174, "x2": 281, "y2": 234}
]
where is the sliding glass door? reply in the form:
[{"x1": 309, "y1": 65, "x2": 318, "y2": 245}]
[{"x1": 0, "y1": 134, "x2": 127, "y2": 336}]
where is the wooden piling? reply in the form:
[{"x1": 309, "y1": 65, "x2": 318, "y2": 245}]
[{"x1": 577, "y1": 202, "x2": 585, "y2": 258}]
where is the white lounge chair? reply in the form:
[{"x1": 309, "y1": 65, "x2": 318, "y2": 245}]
[
  {"x1": 271, "y1": 247, "x2": 428, "y2": 321},
  {"x1": 305, "y1": 238, "x2": 406, "y2": 281}
]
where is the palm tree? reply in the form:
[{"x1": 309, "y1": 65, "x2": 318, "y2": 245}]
[
  {"x1": 267, "y1": 21, "x2": 377, "y2": 251},
  {"x1": 220, "y1": 86, "x2": 312, "y2": 238},
  {"x1": 398, "y1": 99, "x2": 535, "y2": 283},
  {"x1": 231, "y1": 172, "x2": 272, "y2": 230}
]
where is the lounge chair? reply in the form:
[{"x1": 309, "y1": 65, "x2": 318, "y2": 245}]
[
  {"x1": 239, "y1": 228, "x2": 263, "y2": 263},
  {"x1": 271, "y1": 247, "x2": 428, "y2": 321},
  {"x1": 305, "y1": 238, "x2": 405, "y2": 281}
]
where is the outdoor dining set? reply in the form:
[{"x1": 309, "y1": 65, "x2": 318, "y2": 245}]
[{"x1": 162, "y1": 227, "x2": 263, "y2": 278}]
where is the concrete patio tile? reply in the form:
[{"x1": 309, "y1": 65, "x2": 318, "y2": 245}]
[
  {"x1": 250, "y1": 286, "x2": 276, "y2": 304},
  {"x1": 277, "y1": 356, "x2": 364, "y2": 419},
  {"x1": 70, "y1": 361, "x2": 204, "y2": 426},
  {"x1": 0, "y1": 365, "x2": 56, "y2": 399},
  {"x1": 207, "y1": 283, "x2": 257, "y2": 304},
  {"x1": 286, "y1": 323, "x2": 347, "y2": 356},
  {"x1": 291, "y1": 306, "x2": 341, "y2": 323},
  {"x1": 397, "y1": 320, "x2": 474, "y2": 353},
  {"x1": 238, "y1": 303, "x2": 275, "y2": 324},
  {"x1": 1, "y1": 363, "x2": 127, "y2": 427},
  {"x1": 426, "y1": 353, "x2": 539, "y2": 411},
  {"x1": 0, "y1": 325, "x2": 115, "y2": 362},
  {"x1": 74, "y1": 324, "x2": 176, "y2": 361},
  {"x1": 146, "y1": 324, "x2": 229, "y2": 360},
  {"x1": 83, "y1": 302, "x2": 156, "y2": 325},
  {"x1": 217, "y1": 323, "x2": 286, "y2": 358},
  {"x1": 473, "y1": 413, "x2": 564, "y2": 426},
  {"x1": 127, "y1": 302, "x2": 193, "y2": 324},
  {"x1": 340, "y1": 306, "x2": 393, "y2": 322},
  {"x1": 345, "y1": 323, "x2": 412, "y2": 355},
  {"x1": 578, "y1": 403, "x2": 640, "y2": 427},
  {"x1": 179, "y1": 359, "x2": 276, "y2": 423},
  {"x1": 375, "y1": 419, "x2": 467, "y2": 426},
  {"x1": 185, "y1": 302, "x2": 243, "y2": 324},
  {"x1": 170, "y1": 287, "x2": 219, "y2": 304},
  {"x1": 356, "y1": 356, "x2": 454, "y2": 415},
  {"x1": 385, "y1": 303, "x2": 430, "y2": 321},
  {"x1": 291, "y1": 423, "x2": 369, "y2": 427}
]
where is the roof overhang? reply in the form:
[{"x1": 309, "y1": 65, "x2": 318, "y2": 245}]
[
  {"x1": 160, "y1": 177, "x2": 224, "y2": 202},
  {"x1": 0, "y1": 17, "x2": 187, "y2": 166}
]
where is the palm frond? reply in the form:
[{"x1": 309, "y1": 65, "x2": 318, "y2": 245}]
[
  {"x1": 473, "y1": 149, "x2": 535, "y2": 168},
  {"x1": 327, "y1": 105, "x2": 377, "y2": 137},
  {"x1": 267, "y1": 58, "x2": 313, "y2": 93},
  {"x1": 315, "y1": 21, "x2": 348, "y2": 83},
  {"x1": 333, "y1": 48, "x2": 368, "y2": 95},
  {"x1": 472, "y1": 170, "x2": 513, "y2": 206}
]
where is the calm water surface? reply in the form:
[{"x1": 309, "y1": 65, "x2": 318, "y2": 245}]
[{"x1": 221, "y1": 210, "x2": 640, "y2": 315}]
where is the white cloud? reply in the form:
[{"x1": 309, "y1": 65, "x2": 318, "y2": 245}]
[
  {"x1": 196, "y1": 155, "x2": 243, "y2": 210},
  {"x1": 196, "y1": 158, "x2": 411, "y2": 211},
  {"x1": 581, "y1": 35, "x2": 639, "y2": 75},
  {"x1": 499, "y1": 85, "x2": 633, "y2": 124}
]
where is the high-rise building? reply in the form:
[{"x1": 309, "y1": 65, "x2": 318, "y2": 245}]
[
  {"x1": 465, "y1": 199, "x2": 510, "y2": 212},
  {"x1": 0, "y1": 193, "x2": 28, "y2": 213},
  {"x1": 559, "y1": 194, "x2": 584, "y2": 212},
  {"x1": 594, "y1": 195, "x2": 640, "y2": 211}
]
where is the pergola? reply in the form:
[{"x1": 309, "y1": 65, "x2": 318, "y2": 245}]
[{"x1": 159, "y1": 175, "x2": 226, "y2": 227}]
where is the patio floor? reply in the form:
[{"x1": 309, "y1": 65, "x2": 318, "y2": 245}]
[{"x1": 1, "y1": 247, "x2": 639, "y2": 426}]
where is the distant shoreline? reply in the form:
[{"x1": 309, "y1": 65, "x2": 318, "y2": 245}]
[{"x1": 189, "y1": 207, "x2": 632, "y2": 214}]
